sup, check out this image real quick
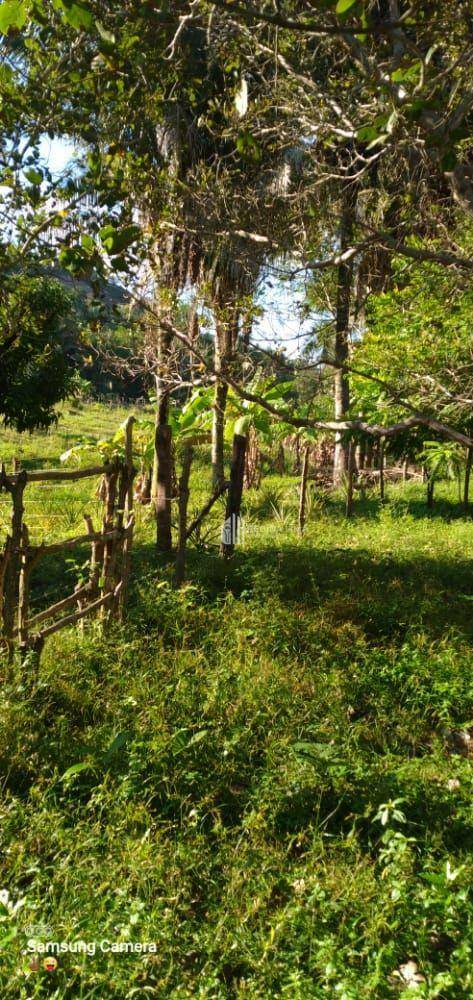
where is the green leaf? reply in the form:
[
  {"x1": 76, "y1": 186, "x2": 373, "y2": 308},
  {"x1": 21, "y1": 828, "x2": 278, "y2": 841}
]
[
  {"x1": 60, "y1": 762, "x2": 92, "y2": 781},
  {"x1": 96, "y1": 19, "x2": 115, "y2": 45},
  {"x1": 24, "y1": 167, "x2": 43, "y2": 185},
  {"x1": 335, "y1": 0, "x2": 358, "y2": 13},
  {"x1": 99, "y1": 224, "x2": 141, "y2": 255},
  {"x1": 103, "y1": 730, "x2": 130, "y2": 765},
  {"x1": 0, "y1": 1, "x2": 28, "y2": 33},
  {"x1": 234, "y1": 415, "x2": 251, "y2": 436},
  {"x1": 54, "y1": 0, "x2": 94, "y2": 30}
]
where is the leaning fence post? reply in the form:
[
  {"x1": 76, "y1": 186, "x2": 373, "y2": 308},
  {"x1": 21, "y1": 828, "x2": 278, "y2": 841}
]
[
  {"x1": 100, "y1": 463, "x2": 118, "y2": 617},
  {"x1": 3, "y1": 467, "x2": 27, "y2": 656},
  {"x1": 0, "y1": 535, "x2": 12, "y2": 656}
]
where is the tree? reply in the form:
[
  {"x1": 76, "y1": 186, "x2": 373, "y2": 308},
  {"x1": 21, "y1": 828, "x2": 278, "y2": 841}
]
[{"x1": 0, "y1": 275, "x2": 83, "y2": 431}]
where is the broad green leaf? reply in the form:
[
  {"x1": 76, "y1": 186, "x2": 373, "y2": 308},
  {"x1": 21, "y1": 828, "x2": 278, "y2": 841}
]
[
  {"x1": 336, "y1": 0, "x2": 358, "y2": 13},
  {"x1": 234, "y1": 415, "x2": 251, "y2": 436},
  {"x1": 99, "y1": 224, "x2": 141, "y2": 255},
  {"x1": 0, "y1": 1, "x2": 27, "y2": 33},
  {"x1": 103, "y1": 730, "x2": 130, "y2": 764},
  {"x1": 60, "y1": 761, "x2": 92, "y2": 781},
  {"x1": 96, "y1": 19, "x2": 115, "y2": 45},
  {"x1": 24, "y1": 167, "x2": 43, "y2": 185},
  {"x1": 53, "y1": 0, "x2": 94, "y2": 30}
]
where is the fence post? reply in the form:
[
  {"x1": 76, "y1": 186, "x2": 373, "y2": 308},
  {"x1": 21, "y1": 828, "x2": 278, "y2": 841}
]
[
  {"x1": 101, "y1": 463, "x2": 119, "y2": 617},
  {"x1": 221, "y1": 433, "x2": 247, "y2": 559},
  {"x1": 118, "y1": 417, "x2": 135, "y2": 619},
  {"x1": 18, "y1": 524, "x2": 31, "y2": 649},
  {"x1": 2, "y1": 467, "x2": 27, "y2": 656}
]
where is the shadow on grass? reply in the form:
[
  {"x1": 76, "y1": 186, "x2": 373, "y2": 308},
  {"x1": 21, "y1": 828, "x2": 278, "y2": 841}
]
[
  {"x1": 317, "y1": 490, "x2": 471, "y2": 522},
  {"x1": 26, "y1": 520, "x2": 473, "y2": 645},
  {"x1": 182, "y1": 542, "x2": 473, "y2": 642}
]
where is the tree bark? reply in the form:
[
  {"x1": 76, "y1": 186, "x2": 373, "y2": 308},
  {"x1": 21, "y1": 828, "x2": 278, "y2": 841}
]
[
  {"x1": 174, "y1": 443, "x2": 194, "y2": 586},
  {"x1": 333, "y1": 180, "x2": 357, "y2": 485},
  {"x1": 211, "y1": 376, "x2": 229, "y2": 489},
  {"x1": 427, "y1": 478, "x2": 435, "y2": 509},
  {"x1": 155, "y1": 424, "x2": 173, "y2": 553},
  {"x1": 211, "y1": 308, "x2": 237, "y2": 489},
  {"x1": 152, "y1": 325, "x2": 174, "y2": 552},
  {"x1": 345, "y1": 440, "x2": 355, "y2": 517}
]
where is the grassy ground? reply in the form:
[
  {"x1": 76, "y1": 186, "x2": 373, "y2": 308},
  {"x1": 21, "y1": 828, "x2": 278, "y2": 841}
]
[{"x1": 0, "y1": 404, "x2": 473, "y2": 998}]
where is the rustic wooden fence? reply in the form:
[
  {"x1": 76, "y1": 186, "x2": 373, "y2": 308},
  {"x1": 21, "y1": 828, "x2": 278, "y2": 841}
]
[{"x1": 0, "y1": 417, "x2": 135, "y2": 661}]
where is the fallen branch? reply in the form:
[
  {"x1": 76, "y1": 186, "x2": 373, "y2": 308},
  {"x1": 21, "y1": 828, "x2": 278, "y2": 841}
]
[{"x1": 185, "y1": 481, "x2": 229, "y2": 540}]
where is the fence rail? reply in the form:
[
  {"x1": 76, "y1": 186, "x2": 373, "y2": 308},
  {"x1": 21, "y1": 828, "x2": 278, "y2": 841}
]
[{"x1": 0, "y1": 416, "x2": 135, "y2": 662}]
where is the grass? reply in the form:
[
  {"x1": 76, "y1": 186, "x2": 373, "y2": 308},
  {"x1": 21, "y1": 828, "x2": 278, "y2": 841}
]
[{"x1": 1, "y1": 404, "x2": 473, "y2": 997}]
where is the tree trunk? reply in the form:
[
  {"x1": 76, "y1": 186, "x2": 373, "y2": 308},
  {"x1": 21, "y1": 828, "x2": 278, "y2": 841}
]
[
  {"x1": 221, "y1": 434, "x2": 247, "y2": 559},
  {"x1": 298, "y1": 445, "x2": 310, "y2": 534},
  {"x1": 345, "y1": 440, "x2": 355, "y2": 517},
  {"x1": 174, "y1": 444, "x2": 194, "y2": 586},
  {"x1": 151, "y1": 327, "x2": 174, "y2": 553},
  {"x1": 275, "y1": 442, "x2": 285, "y2": 475},
  {"x1": 155, "y1": 424, "x2": 173, "y2": 553},
  {"x1": 463, "y1": 446, "x2": 473, "y2": 512},
  {"x1": 427, "y1": 478, "x2": 435, "y2": 509},
  {"x1": 211, "y1": 378, "x2": 229, "y2": 489},
  {"x1": 379, "y1": 438, "x2": 385, "y2": 502},
  {"x1": 356, "y1": 441, "x2": 366, "y2": 471},
  {"x1": 211, "y1": 309, "x2": 237, "y2": 489},
  {"x1": 333, "y1": 181, "x2": 357, "y2": 485}
]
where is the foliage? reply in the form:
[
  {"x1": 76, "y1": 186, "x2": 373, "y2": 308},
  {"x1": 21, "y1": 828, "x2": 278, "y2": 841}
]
[
  {"x1": 1, "y1": 410, "x2": 473, "y2": 996},
  {"x1": 0, "y1": 275, "x2": 83, "y2": 431}
]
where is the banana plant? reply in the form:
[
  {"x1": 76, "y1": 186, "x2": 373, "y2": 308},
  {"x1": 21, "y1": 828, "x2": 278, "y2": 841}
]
[{"x1": 421, "y1": 440, "x2": 466, "y2": 506}]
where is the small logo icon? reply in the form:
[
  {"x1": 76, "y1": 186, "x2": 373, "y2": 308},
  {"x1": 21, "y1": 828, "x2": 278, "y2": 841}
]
[
  {"x1": 26, "y1": 922, "x2": 53, "y2": 938},
  {"x1": 29, "y1": 955, "x2": 40, "y2": 972},
  {"x1": 43, "y1": 956, "x2": 58, "y2": 972}
]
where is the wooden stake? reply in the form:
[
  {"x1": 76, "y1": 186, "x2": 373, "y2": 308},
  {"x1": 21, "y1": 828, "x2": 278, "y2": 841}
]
[
  {"x1": 3, "y1": 470, "x2": 26, "y2": 655},
  {"x1": 118, "y1": 418, "x2": 135, "y2": 618},
  {"x1": 101, "y1": 465, "x2": 118, "y2": 616},
  {"x1": 221, "y1": 434, "x2": 247, "y2": 559}
]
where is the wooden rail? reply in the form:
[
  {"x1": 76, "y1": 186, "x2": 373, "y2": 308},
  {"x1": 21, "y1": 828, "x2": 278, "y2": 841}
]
[{"x1": 0, "y1": 417, "x2": 135, "y2": 662}]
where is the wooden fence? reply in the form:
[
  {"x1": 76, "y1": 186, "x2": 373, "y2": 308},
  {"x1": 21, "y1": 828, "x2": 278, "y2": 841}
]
[{"x1": 0, "y1": 417, "x2": 135, "y2": 661}]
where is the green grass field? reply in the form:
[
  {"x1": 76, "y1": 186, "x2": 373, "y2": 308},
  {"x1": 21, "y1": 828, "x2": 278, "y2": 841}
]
[{"x1": 1, "y1": 404, "x2": 473, "y2": 998}]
